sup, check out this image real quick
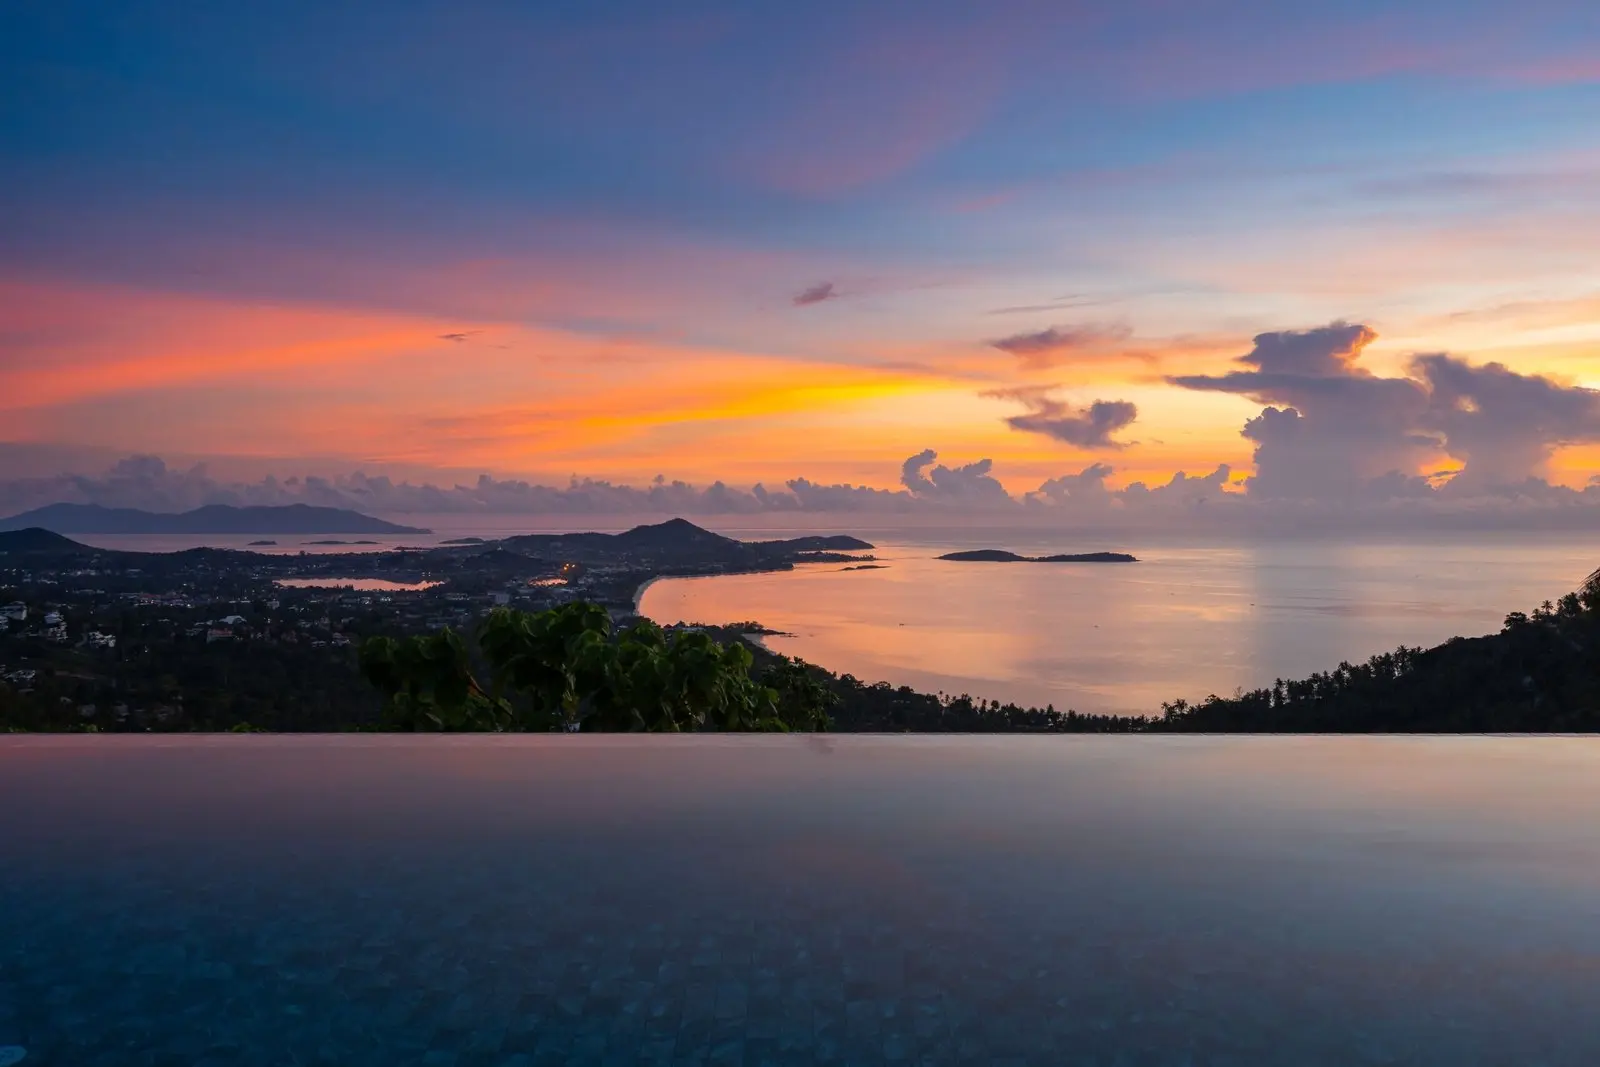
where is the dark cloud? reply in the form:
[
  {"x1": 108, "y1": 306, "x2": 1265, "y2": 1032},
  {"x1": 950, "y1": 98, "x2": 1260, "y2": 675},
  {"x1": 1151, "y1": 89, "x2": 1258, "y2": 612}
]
[
  {"x1": 438, "y1": 331, "x2": 480, "y2": 343},
  {"x1": 991, "y1": 391, "x2": 1138, "y2": 449},
  {"x1": 792, "y1": 281, "x2": 837, "y2": 307},
  {"x1": 990, "y1": 323, "x2": 1133, "y2": 368}
]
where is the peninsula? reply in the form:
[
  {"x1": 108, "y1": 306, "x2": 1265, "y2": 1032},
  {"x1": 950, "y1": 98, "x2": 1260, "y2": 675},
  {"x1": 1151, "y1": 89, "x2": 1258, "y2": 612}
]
[{"x1": 938, "y1": 549, "x2": 1138, "y2": 563}]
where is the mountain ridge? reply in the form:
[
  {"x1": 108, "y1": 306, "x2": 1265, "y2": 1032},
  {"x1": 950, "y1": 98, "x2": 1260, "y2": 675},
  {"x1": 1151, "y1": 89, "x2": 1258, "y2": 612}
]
[{"x1": 0, "y1": 503, "x2": 429, "y2": 535}]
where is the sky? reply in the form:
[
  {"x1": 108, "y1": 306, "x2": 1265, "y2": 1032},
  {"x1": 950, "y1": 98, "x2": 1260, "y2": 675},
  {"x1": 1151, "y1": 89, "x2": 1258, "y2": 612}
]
[{"x1": 3, "y1": 1, "x2": 1600, "y2": 521}]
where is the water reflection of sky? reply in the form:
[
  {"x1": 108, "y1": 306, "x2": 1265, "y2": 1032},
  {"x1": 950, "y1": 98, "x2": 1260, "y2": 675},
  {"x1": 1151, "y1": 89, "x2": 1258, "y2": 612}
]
[
  {"x1": 642, "y1": 539, "x2": 1600, "y2": 713},
  {"x1": 2, "y1": 736, "x2": 1597, "y2": 1064},
  {"x1": 275, "y1": 577, "x2": 440, "y2": 591}
]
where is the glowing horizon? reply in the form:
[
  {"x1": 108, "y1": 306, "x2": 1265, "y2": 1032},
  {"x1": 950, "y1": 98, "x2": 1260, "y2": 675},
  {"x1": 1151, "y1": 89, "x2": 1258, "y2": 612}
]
[{"x1": 3, "y1": 2, "x2": 1599, "y2": 502}]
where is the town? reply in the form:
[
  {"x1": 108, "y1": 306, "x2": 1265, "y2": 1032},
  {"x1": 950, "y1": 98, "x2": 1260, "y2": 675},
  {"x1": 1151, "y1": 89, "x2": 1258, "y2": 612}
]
[{"x1": 0, "y1": 520, "x2": 874, "y2": 731}]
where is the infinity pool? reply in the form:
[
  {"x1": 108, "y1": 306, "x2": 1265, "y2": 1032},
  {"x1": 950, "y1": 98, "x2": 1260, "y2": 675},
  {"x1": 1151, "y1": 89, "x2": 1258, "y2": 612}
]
[{"x1": 2, "y1": 736, "x2": 1598, "y2": 1066}]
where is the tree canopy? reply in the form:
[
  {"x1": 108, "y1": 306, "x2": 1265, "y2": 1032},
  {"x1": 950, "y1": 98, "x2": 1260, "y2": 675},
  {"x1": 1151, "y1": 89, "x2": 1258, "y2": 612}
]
[{"x1": 358, "y1": 603, "x2": 834, "y2": 732}]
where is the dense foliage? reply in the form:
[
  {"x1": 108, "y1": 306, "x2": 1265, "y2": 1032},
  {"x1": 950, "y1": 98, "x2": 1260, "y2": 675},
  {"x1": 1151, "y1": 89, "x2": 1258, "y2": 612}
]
[
  {"x1": 358, "y1": 604, "x2": 835, "y2": 732},
  {"x1": 1154, "y1": 579, "x2": 1600, "y2": 732}
]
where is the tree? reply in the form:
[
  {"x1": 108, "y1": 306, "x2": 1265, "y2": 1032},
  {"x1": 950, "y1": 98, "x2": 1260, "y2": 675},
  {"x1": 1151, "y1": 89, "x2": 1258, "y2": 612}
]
[{"x1": 357, "y1": 603, "x2": 834, "y2": 732}]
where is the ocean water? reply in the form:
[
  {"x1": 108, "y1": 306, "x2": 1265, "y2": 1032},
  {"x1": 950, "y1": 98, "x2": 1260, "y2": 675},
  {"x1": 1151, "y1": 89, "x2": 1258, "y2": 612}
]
[
  {"x1": 3, "y1": 735, "x2": 1599, "y2": 1066},
  {"x1": 641, "y1": 535, "x2": 1600, "y2": 714}
]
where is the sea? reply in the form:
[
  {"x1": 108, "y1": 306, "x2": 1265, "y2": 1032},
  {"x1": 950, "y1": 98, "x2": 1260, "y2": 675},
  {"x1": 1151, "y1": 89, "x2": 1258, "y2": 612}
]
[{"x1": 66, "y1": 517, "x2": 1600, "y2": 717}]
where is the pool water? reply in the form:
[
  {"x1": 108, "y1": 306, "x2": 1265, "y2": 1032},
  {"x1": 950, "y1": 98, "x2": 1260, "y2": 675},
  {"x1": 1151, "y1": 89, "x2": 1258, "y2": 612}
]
[{"x1": 2, "y1": 736, "x2": 1598, "y2": 1066}]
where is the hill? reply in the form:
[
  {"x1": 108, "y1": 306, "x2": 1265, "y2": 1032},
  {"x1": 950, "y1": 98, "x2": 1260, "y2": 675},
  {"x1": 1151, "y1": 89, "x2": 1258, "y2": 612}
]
[
  {"x1": 1156, "y1": 578, "x2": 1600, "y2": 732},
  {"x1": 0, "y1": 527, "x2": 93, "y2": 554},
  {"x1": 500, "y1": 518, "x2": 873, "y2": 569},
  {"x1": 614, "y1": 517, "x2": 740, "y2": 551},
  {"x1": 0, "y1": 503, "x2": 429, "y2": 535},
  {"x1": 756, "y1": 534, "x2": 876, "y2": 552}
]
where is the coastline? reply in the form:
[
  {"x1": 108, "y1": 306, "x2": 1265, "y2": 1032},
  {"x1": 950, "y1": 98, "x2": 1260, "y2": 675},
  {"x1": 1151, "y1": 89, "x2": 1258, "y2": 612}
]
[{"x1": 631, "y1": 575, "x2": 666, "y2": 614}]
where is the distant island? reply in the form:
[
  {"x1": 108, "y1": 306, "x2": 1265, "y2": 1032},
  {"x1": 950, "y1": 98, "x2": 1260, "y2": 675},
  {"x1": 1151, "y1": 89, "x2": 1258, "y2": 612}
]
[
  {"x1": 0, "y1": 503, "x2": 430, "y2": 536},
  {"x1": 938, "y1": 549, "x2": 1138, "y2": 563},
  {"x1": 843, "y1": 563, "x2": 887, "y2": 571},
  {"x1": 247, "y1": 540, "x2": 277, "y2": 546},
  {"x1": 754, "y1": 534, "x2": 874, "y2": 552},
  {"x1": 439, "y1": 537, "x2": 487, "y2": 545}
]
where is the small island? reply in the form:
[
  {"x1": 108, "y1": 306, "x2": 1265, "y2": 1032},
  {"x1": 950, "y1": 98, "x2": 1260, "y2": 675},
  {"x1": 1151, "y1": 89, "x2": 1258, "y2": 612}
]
[
  {"x1": 939, "y1": 549, "x2": 1138, "y2": 563},
  {"x1": 246, "y1": 540, "x2": 278, "y2": 546},
  {"x1": 439, "y1": 537, "x2": 488, "y2": 545},
  {"x1": 842, "y1": 563, "x2": 887, "y2": 571}
]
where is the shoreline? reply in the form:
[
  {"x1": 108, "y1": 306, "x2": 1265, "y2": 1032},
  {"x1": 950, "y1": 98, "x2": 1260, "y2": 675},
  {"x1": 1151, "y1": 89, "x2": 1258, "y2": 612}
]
[{"x1": 631, "y1": 575, "x2": 666, "y2": 614}]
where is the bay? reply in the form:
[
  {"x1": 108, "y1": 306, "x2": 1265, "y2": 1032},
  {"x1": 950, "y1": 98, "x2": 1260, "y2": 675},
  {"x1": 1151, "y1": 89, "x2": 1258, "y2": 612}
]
[{"x1": 641, "y1": 534, "x2": 1600, "y2": 715}]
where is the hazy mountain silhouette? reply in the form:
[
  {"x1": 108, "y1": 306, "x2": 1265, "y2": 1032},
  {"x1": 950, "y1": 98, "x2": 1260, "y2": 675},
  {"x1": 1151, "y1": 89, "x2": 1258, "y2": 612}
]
[{"x1": 0, "y1": 503, "x2": 429, "y2": 535}]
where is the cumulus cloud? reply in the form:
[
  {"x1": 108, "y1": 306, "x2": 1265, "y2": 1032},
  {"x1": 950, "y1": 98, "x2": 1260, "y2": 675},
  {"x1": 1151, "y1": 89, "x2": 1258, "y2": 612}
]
[
  {"x1": 990, "y1": 323, "x2": 1132, "y2": 368},
  {"x1": 1027, "y1": 463, "x2": 1116, "y2": 508},
  {"x1": 1172, "y1": 321, "x2": 1600, "y2": 501},
  {"x1": 792, "y1": 281, "x2": 837, "y2": 307},
  {"x1": 1121, "y1": 464, "x2": 1234, "y2": 506},
  {"x1": 1413, "y1": 354, "x2": 1600, "y2": 493},
  {"x1": 1173, "y1": 324, "x2": 1434, "y2": 498},
  {"x1": 989, "y1": 390, "x2": 1138, "y2": 449},
  {"x1": 898, "y1": 449, "x2": 1012, "y2": 504}
]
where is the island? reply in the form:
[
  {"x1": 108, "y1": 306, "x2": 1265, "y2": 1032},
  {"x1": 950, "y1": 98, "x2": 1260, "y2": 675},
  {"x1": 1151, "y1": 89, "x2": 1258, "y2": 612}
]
[
  {"x1": 842, "y1": 564, "x2": 887, "y2": 571},
  {"x1": 0, "y1": 503, "x2": 430, "y2": 535},
  {"x1": 938, "y1": 549, "x2": 1138, "y2": 563},
  {"x1": 247, "y1": 540, "x2": 278, "y2": 547},
  {"x1": 439, "y1": 537, "x2": 488, "y2": 545}
]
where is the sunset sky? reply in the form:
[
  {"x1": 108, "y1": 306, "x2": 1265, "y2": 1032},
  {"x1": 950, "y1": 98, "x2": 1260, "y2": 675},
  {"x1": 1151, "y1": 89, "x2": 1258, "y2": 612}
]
[{"x1": 4, "y1": 1, "x2": 1600, "y2": 505}]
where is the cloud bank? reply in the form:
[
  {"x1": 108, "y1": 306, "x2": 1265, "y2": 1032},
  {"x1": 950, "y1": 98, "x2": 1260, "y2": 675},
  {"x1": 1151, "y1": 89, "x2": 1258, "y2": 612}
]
[{"x1": 5, "y1": 322, "x2": 1600, "y2": 534}]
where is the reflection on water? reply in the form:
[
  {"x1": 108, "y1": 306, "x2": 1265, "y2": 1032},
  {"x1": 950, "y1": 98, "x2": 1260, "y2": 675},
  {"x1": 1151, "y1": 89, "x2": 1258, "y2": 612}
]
[
  {"x1": 642, "y1": 538, "x2": 1600, "y2": 713},
  {"x1": 1, "y1": 736, "x2": 1598, "y2": 1064},
  {"x1": 275, "y1": 577, "x2": 441, "y2": 591}
]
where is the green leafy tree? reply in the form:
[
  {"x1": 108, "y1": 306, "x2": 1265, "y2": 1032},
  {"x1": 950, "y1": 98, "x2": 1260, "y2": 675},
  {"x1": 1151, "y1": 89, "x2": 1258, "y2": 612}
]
[{"x1": 357, "y1": 603, "x2": 834, "y2": 732}]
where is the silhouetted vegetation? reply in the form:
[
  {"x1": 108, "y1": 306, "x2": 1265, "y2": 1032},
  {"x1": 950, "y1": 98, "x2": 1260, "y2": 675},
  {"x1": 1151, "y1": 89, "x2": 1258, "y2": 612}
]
[
  {"x1": 358, "y1": 603, "x2": 834, "y2": 732},
  {"x1": 1154, "y1": 575, "x2": 1600, "y2": 732}
]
